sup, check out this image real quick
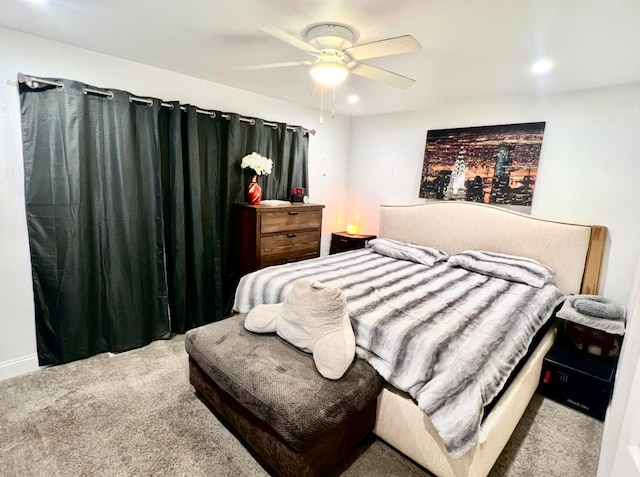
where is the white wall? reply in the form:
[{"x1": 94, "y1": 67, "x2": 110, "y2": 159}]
[
  {"x1": 346, "y1": 83, "x2": 640, "y2": 307},
  {"x1": 599, "y1": 257, "x2": 640, "y2": 477},
  {"x1": 0, "y1": 27, "x2": 351, "y2": 380}
]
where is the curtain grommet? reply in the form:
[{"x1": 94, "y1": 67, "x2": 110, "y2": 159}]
[{"x1": 129, "y1": 96, "x2": 153, "y2": 106}]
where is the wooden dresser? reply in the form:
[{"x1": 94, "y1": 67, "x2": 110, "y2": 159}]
[{"x1": 234, "y1": 203, "x2": 324, "y2": 277}]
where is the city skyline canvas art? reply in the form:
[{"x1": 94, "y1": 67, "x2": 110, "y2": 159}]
[{"x1": 419, "y1": 122, "x2": 546, "y2": 206}]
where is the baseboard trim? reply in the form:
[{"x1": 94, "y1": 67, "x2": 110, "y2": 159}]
[{"x1": 0, "y1": 354, "x2": 39, "y2": 382}]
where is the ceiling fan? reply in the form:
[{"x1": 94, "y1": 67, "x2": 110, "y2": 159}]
[{"x1": 236, "y1": 23, "x2": 421, "y2": 89}]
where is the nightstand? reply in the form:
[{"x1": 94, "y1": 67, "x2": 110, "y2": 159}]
[
  {"x1": 538, "y1": 344, "x2": 615, "y2": 420},
  {"x1": 329, "y1": 232, "x2": 376, "y2": 254}
]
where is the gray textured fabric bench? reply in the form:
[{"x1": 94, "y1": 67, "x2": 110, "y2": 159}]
[{"x1": 185, "y1": 314, "x2": 385, "y2": 477}]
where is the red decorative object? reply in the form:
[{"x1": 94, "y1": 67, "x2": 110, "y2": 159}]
[{"x1": 247, "y1": 176, "x2": 262, "y2": 205}]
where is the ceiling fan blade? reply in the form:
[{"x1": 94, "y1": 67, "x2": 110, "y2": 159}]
[
  {"x1": 259, "y1": 26, "x2": 319, "y2": 54},
  {"x1": 350, "y1": 63, "x2": 416, "y2": 89},
  {"x1": 344, "y1": 35, "x2": 421, "y2": 61},
  {"x1": 234, "y1": 60, "x2": 311, "y2": 71}
]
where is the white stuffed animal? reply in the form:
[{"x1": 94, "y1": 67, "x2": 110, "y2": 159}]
[{"x1": 244, "y1": 279, "x2": 356, "y2": 380}]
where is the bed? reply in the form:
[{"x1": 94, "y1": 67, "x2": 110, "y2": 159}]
[{"x1": 234, "y1": 201, "x2": 605, "y2": 477}]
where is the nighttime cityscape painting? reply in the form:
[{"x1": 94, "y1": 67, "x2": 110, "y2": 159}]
[{"x1": 419, "y1": 122, "x2": 546, "y2": 206}]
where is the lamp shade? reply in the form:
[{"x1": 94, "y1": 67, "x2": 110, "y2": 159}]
[{"x1": 310, "y1": 61, "x2": 349, "y2": 85}]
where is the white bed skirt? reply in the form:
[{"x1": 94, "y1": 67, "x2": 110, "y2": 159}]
[{"x1": 373, "y1": 326, "x2": 557, "y2": 477}]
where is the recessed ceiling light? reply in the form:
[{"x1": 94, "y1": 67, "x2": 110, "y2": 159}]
[
  {"x1": 347, "y1": 94, "x2": 360, "y2": 104},
  {"x1": 531, "y1": 59, "x2": 553, "y2": 75}
]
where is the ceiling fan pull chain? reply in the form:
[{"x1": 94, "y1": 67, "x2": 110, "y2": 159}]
[
  {"x1": 331, "y1": 85, "x2": 336, "y2": 119},
  {"x1": 319, "y1": 84, "x2": 324, "y2": 124}
]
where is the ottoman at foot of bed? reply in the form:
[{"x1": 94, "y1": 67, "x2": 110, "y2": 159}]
[{"x1": 186, "y1": 315, "x2": 385, "y2": 477}]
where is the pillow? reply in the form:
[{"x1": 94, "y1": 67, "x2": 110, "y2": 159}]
[
  {"x1": 368, "y1": 238, "x2": 448, "y2": 267},
  {"x1": 244, "y1": 279, "x2": 355, "y2": 380},
  {"x1": 448, "y1": 250, "x2": 555, "y2": 288}
]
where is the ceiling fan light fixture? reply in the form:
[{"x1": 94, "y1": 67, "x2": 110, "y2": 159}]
[{"x1": 309, "y1": 61, "x2": 349, "y2": 86}]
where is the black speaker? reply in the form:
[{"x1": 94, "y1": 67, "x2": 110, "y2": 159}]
[{"x1": 538, "y1": 345, "x2": 615, "y2": 420}]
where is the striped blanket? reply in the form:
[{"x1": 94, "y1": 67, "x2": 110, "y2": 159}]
[{"x1": 234, "y1": 248, "x2": 563, "y2": 458}]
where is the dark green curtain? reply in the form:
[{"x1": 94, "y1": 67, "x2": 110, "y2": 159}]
[
  {"x1": 21, "y1": 80, "x2": 170, "y2": 365},
  {"x1": 158, "y1": 113, "x2": 310, "y2": 325},
  {"x1": 221, "y1": 114, "x2": 268, "y2": 312},
  {"x1": 219, "y1": 114, "x2": 246, "y2": 313},
  {"x1": 261, "y1": 124, "x2": 309, "y2": 201},
  {"x1": 159, "y1": 102, "x2": 187, "y2": 333},
  {"x1": 285, "y1": 125, "x2": 310, "y2": 196},
  {"x1": 20, "y1": 75, "x2": 310, "y2": 364},
  {"x1": 179, "y1": 106, "x2": 226, "y2": 331}
]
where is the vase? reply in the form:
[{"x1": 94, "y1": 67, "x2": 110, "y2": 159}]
[{"x1": 247, "y1": 175, "x2": 262, "y2": 205}]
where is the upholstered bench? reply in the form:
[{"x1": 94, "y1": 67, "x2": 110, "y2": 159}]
[{"x1": 185, "y1": 314, "x2": 385, "y2": 477}]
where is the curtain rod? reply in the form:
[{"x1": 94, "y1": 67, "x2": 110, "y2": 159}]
[{"x1": 17, "y1": 74, "x2": 316, "y2": 136}]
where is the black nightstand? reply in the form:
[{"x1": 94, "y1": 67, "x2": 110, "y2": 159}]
[
  {"x1": 329, "y1": 232, "x2": 376, "y2": 254},
  {"x1": 538, "y1": 344, "x2": 616, "y2": 420}
]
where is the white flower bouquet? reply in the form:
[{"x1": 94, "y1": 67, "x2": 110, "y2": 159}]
[{"x1": 241, "y1": 152, "x2": 273, "y2": 176}]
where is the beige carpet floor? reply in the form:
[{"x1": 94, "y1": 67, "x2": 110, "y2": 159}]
[{"x1": 0, "y1": 335, "x2": 603, "y2": 477}]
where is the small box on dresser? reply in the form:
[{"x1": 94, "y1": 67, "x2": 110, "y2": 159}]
[{"x1": 234, "y1": 203, "x2": 324, "y2": 277}]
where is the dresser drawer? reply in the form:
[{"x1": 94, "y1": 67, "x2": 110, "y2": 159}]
[
  {"x1": 259, "y1": 251, "x2": 319, "y2": 269},
  {"x1": 261, "y1": 210, "x2": 322, "y2": 234},
  {"x1": 260, "y1": 231, "x2": 320, "y2": 258}
]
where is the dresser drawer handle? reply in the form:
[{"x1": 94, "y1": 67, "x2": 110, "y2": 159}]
[
  {"x1": 287, "y1": 233, "x2": 297, "y2": 238},
  {"x1": 286, "y1": 258, "x2": 298, "y2": 263},
  {"x1": 288, "y1": 211, "x2": 299, "y2": 215},
  {"x1": 339, "y1": 238, "x2": 349, "y2": 243}
]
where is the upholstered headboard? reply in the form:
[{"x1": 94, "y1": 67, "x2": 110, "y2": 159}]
[{"x1": 379, "y1": 202, "x2": 605, "y2": 295}]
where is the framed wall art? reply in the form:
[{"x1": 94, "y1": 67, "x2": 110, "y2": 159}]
[{"x1": 419, "y1": 122, "x2": 546, "y2": 206}]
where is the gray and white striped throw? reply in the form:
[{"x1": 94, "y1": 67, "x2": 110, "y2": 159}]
[{"x1": 234, "y1": 248, "x2": 563, "y2": 458}]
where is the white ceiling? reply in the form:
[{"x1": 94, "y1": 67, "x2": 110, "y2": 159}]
[{"x1": 2, "y1": 0, "x2": 640, "y2": 116}]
